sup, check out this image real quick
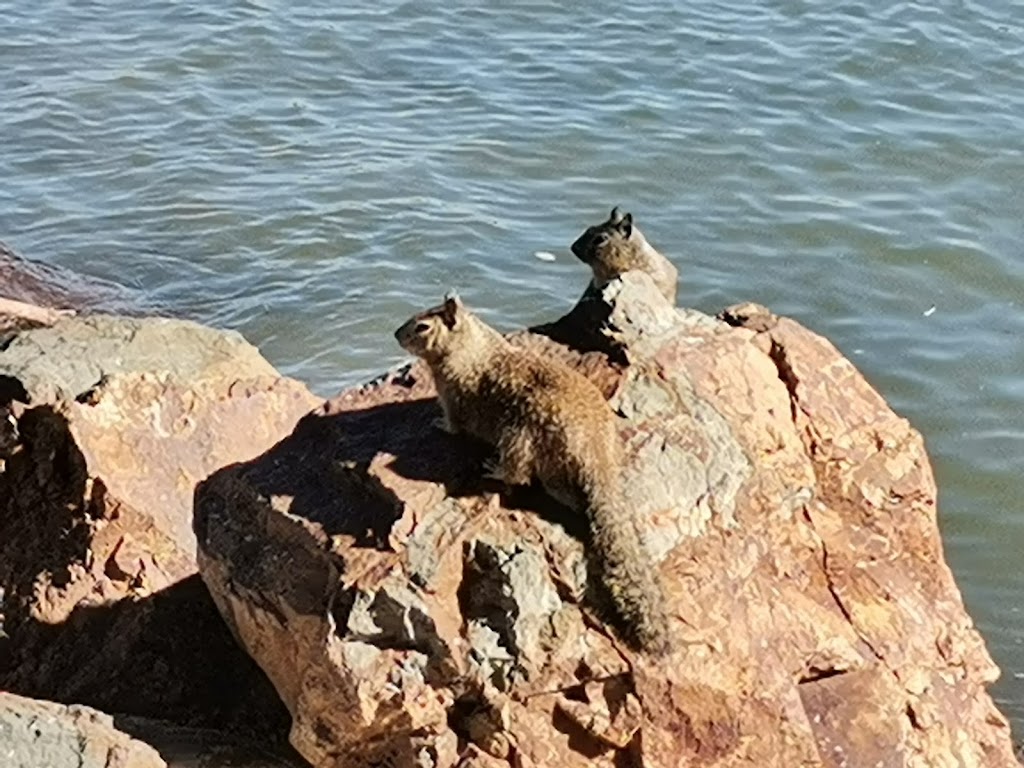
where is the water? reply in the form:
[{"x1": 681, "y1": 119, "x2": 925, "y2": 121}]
[{"x1": 1, "y1": 0, "x2": 1022, "y2": 735}]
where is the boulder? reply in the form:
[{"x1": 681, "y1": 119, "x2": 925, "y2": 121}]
[
  {"x1": 195, "y1": 273, "x2": 1018, "y2": 767},
  {"x1": 0, "y1": 312, "x2": 319, "y2": 735},
  {"x1": 0, "y1": 691, "x2": 166, "y2": 768}
]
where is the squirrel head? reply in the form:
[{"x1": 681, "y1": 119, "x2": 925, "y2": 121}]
[
  {"x1": 395, "y1": 292, "x2": 471, "y2": 360},
  {"x1": 571, "y1": 206, "x2": 635, "y2": 269}
]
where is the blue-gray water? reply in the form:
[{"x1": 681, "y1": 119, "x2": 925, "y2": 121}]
[{"x1": 1, "y1": 0, "x2": 1022, "y2": 736}]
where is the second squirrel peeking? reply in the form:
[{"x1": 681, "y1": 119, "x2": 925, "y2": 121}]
[{"x1": 571, "y1": 206, "x2": 678, "y2": 304}]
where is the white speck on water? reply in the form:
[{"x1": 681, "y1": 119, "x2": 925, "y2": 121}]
[
  {"x1": 533, "y1": 251, "x2": 557, "y2": 262},
  {"x1": 923, "y1": 305, "x2": 937, "y2": 317}
]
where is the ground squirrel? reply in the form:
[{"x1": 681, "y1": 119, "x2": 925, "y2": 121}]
[
  {"x1": 395, "y1": 294, "x2": 670, "y2": 655},
  {"x1": 571, "y1": 207, "x2": 678, "y2": 304}
]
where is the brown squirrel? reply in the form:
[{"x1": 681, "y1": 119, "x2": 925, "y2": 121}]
[
  {"x1": 571, "y1": 207, "x2": 678, "y2": 304},
  {"x1": 395, "y1": 294, "x2": 670, "y2": 654}
]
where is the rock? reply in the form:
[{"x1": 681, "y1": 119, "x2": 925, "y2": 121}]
[
  {"x1": 195, "y1": 272, "x2": 1018, "y2": 767},
  {"x1": 0, "y1": 691, "x2": 166, "y2": 768},
  {"x1": 0, "y1": 240, "x2": 138, "y2": 314},
  {"x1": 0, "y1": 312, "x2": 319, "y2": 735},
  {"x1": 105, "y1": 715, "x2": 309, "y2": 767},
  {"x1": 1, "y1": 240, "x2": 143, "y2": 339},
  {"x1": 0, "y1": 312, "x2": 280, "y2": 404}
]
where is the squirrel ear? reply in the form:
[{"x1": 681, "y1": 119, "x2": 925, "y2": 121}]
[
  {"x1": 618, "y1": 212, "x2": 633, "y2": 238},
  {"x1": 609, "y1": 206, "x2": 623, "y2": 224},
  {"x1": 441, "y1": 291, "x2": 463, "y2": 328}
]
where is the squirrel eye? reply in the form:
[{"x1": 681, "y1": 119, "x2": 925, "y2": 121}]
[{"x1": 415, "y1": 322, "x2": 431, "y2": 333}]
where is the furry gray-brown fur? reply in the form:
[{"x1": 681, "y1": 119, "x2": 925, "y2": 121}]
[{"x1": 396, "y1": 294, "x2": 671, "y2": 655}]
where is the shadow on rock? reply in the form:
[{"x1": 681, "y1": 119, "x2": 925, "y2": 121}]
[
  {"x1": 525, "y1": 283, "x2": 628, "y2": 367},
  {"x1": 1, "y1": 405, "x2": 103, "y2": 637},
  {"x1": 196, "y1": 372, "x2": 591, "y2": 560},
  {"x1": 0, "y1": 405, "x2": 292, "y2": 750},
  {"x1": 2, "y1": 575, "x2": 292, "y2": 743}
]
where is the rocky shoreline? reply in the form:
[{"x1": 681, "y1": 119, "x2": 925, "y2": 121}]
[
  {"x1": 1, "y1": 244, "x2": 308, "y2": 767},
  {"x1": 1, "y1": 243, "x2": 1019, "y2": 767}
]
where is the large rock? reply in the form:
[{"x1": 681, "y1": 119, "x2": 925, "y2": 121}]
[
  {"x1": 0, "y1": 692, "x2": 166, "y2": 768},
  {"x1": 0, "y1": 312, "x2": 319, "y2": 734},
  {"x1": 195, "y1": 274, "x2": 1018, "y2": 767}
]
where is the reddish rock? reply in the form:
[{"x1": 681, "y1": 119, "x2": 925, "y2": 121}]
[
  {"x1": 196, "y1": 273, "x2": 1018, "y2": 767},
  {"x1": 0, "y1": 312, "x2": 319, "y2": 735}
]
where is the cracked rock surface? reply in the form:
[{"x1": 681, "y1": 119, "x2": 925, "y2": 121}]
[
  {"x1": 196, "y1": 273, "x2": 1018, "y2": 767},
  {"x1": 0, "y1": 312, "x2": 318, "y2": 735}
]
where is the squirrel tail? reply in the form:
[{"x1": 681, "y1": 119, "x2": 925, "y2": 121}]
[{"x1": 584, "y1": 484, "x2": 671, "y2": 656}]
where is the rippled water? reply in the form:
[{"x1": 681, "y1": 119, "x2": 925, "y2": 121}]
[{"x1": 1, "y1": 0, "x2": 1022, "y2": 733}]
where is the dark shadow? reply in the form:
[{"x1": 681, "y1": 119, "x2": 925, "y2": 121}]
[
  {"x1": 209, "y1": 397, "x2": 496, "y2": 549},
  {"x1": 0, "y1": 377, "x2": 29, "y2": 405},
  {"x1": 112, "y1": 714, "x2": 307, "y2": 767},
  {"x1": 195, "y1": 389, "x2": 593, "y2": 556},
  {"x1": 0, "y1": 404, "x2": 292, "y2": 751},
  {"x1": 1, "y1": 406, "x2": 95, "y2": 640},
  {"x1": 527, "y1": 283, "x2": 629, "y2": 366},
  {"x1": 3, "y1": 576, "x2": 293, "y2": 744},
  {"x1": 551, "y1": 704, "x2": 615, "y2": 760},
  {"x1": 495, "y1": 482, "x2": 591, "y2": 542}
]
